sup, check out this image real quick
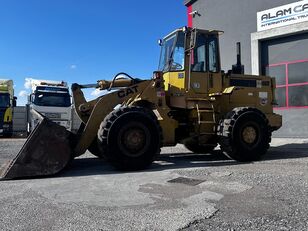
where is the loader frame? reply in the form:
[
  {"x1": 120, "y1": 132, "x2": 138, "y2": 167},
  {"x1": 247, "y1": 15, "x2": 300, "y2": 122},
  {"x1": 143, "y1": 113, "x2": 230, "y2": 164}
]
[{"x1": 0, "y1": 27, "x2": 282, "y2": 179}]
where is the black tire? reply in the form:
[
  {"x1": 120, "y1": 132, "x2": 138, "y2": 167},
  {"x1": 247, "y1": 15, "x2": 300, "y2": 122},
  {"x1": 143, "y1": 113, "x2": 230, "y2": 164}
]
[
  {"x1": 3, "y1": 132, "x2": 13, "y2": 138},
  {"x1": 88, "y1": 139, "x2": 105, "y2": 159},
  {"x1": 3, "y1": 124, "x2": 13, "y2": 138},
  {"x1": 97, "y1": 106, "x2": 162, "y2": 170},
  {"x1": 76, "y1": 122, "x2": 104, "y2": 159},
  {"x1": 184, "y1": 137, "x2": 217, "y2": 154},
  {"x1": 218, "y1": 107, "x2": 271, "y2": 162}
]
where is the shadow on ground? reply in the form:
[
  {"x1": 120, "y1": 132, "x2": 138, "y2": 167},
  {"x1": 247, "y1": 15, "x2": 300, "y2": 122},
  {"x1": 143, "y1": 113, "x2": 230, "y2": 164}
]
[
  {"x1": 58, "y1": 143, "x2": 308, "y2": 178},
  {"x1": 263, "y1": 143, "x2": 308, "y2": 160},
  {"x1": 1, "y1": 141, "x2": 307, "y2": 180}
]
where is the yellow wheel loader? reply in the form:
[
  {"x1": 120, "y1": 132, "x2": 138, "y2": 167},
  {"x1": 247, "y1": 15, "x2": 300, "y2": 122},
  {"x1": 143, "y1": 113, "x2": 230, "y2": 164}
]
[{"x1": 0, "y1": 27, "x2": 282, "y2": 179}]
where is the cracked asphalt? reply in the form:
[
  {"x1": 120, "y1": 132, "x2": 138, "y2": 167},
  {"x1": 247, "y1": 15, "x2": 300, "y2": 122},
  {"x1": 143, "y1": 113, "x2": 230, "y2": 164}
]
[{"x1": 0, "y1": 138, "x2": 308, "y2": 230}]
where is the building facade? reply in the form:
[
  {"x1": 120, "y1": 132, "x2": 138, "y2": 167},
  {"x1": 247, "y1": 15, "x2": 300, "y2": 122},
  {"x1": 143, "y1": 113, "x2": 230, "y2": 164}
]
[{"x1": 185, "y1": 0, "x2": 308, "y2": 137}]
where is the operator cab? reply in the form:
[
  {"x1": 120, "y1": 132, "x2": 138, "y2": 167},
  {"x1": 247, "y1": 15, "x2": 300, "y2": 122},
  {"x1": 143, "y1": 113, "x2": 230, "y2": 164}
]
[{"x1": 158, "y1": 27, "x2": 223, "y2": 108}]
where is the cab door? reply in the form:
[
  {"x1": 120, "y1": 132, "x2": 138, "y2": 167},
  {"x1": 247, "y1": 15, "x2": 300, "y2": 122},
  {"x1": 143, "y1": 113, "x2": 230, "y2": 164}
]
[
  {"x1": 207, "y1": 35, "x2": 222, "y2": 94},
  {"x1": 189, "y1": 33, "x2": 209, "y2": 95},
  {"x1": 189, "y1": 32, "x2": 222, "y2": 95}
]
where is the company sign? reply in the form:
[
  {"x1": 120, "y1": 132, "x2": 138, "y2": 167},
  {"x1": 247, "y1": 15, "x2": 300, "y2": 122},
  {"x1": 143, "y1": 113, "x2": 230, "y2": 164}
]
[{"x1": 257, "y1": 0, "x2": 308, "y2": 31}]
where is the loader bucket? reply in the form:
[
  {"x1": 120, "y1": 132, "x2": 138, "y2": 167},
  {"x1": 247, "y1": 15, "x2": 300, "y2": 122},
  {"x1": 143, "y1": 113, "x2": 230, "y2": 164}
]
[{"x1": 0, "y1": 112, "x2": 75, "y2": 180}]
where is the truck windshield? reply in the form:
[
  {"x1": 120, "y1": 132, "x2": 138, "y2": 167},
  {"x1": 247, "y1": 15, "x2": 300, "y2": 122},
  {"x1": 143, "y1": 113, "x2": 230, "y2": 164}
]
[
  {"x1": 33, "y1": 91, "x2": 71, "y2": 107},
  {"x1": 158, "y1": 31, "x2": 185, "y2": 72},
  {"x1": 0, "y1": 93, "x2": 10, "y2": 108}
]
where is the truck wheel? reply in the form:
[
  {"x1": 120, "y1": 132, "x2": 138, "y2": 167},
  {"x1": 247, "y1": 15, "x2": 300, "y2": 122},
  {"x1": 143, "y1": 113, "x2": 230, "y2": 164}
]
[
  {"x1": 97, "y1": 106, "x2": 162, "y2": 170},
  {"x1": 218, "y1": 107, "x2": 271, "y2": 161},
  {"x1": 184, "y1": 137, "x2": 217, "y2": 154},
  {"x1": 3, "y1": 132, "x2": 13, "y2": 138}
]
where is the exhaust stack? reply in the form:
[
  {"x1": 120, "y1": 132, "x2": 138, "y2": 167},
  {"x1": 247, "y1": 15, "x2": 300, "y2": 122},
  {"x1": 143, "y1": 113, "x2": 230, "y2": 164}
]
[{"x1": 232, "y1": 42, "x2": 244, "y2": 74}]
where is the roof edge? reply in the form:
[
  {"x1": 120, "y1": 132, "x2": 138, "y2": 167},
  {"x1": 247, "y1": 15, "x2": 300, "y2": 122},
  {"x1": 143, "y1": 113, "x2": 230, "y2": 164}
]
[{"x1": 184, "y1": 0, "x2": 197, "y2": 6}]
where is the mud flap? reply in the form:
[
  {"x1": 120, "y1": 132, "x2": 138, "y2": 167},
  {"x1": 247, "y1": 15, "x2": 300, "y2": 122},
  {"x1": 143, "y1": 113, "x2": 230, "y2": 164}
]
[{"x1": 0, "y1": 112, "x2": 75, "y2": 180}]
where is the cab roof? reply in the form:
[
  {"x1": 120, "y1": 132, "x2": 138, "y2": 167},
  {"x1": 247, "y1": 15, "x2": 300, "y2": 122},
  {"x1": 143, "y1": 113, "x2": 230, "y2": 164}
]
[{"x1": 163, "y1": 27, "x2": 224, "y2": 39}]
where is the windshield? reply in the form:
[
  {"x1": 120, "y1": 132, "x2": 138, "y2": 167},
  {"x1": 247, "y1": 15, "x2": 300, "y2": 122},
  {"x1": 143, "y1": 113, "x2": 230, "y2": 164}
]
[
  {"x1": 33, "y1": 91, "x2": 71, "y2": 107},
  {"x1": 0, "y1": 93, "x2": 10, "y2": 108},
  {"x1": 158, "y1": 31, "x2": 185, "y2": 72}
]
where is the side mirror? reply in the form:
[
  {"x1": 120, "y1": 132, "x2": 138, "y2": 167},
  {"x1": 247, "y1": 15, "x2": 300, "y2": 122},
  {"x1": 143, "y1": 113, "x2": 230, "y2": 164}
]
[
  {"x1": 29, "y1": 93, "x2": 34, "y2": 103},
  {"x1": 158, "y1": 39, "x2": 163, "y2": 46},
  {"x1": 13, "y1": 96, "x2": 17, "y2": 107}
]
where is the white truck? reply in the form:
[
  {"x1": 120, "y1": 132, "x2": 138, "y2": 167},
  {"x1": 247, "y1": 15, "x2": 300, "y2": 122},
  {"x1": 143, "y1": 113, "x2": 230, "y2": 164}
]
[{"x1": 27, "y1": 79, "x2": 72, "y2": 134}]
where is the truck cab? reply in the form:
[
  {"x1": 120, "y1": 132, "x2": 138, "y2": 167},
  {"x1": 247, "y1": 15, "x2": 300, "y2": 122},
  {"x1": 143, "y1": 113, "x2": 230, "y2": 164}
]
[
  {"x1": 27, "y1": 80, "x2": 72, "y2": 133},
  {"x1": 0, "y1": 79, "x2": 16, "y2": 137}
]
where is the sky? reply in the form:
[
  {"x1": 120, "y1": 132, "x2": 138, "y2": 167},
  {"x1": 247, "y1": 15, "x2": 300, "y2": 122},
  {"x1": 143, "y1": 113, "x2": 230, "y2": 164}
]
[{"x1": 0, "y1": 0, "x2": 187, "y2": 105}]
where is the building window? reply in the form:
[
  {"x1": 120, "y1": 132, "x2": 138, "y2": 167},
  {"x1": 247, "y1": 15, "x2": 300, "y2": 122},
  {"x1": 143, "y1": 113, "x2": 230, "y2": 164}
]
[{"x1": 266, "y1": 59, "x2": 308, "y2": 109}]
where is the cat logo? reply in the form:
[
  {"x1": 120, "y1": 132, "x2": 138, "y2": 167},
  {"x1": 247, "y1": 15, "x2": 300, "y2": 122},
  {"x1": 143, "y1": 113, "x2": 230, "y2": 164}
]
[{"x1": 117, "y1": 86, "x2": 138, "y2": 98}]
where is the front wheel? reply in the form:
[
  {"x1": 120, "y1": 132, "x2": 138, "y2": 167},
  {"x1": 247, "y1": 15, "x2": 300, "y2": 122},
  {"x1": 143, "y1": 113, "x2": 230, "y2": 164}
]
[
  {"x1": 218, "y1": 107, "x2": 271, "y2": 161},
  {"x1": 88, "y1": 139, "x2": 105, "y2": 159},
  {"x1": 97, "y1": 107, "x2": 162, "y2": 170}
]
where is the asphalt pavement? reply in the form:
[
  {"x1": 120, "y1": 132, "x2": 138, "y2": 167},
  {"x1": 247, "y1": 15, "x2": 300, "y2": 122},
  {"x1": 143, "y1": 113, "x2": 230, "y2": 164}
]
[{"x1": 0, "y1": 138, "x2": 307, "y2": 231}]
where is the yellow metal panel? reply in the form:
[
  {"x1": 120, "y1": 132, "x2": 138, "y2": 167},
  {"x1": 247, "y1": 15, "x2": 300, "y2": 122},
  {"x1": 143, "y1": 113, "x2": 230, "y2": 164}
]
[
  {"x1": 4, "y1": 107, "x2": 12, "y2": 122},
  {"x1": 0, "y1": 85, "x2": 8, "y2": 92},
  {"x1": 163, "y1": 73, "x2": 170, "y2": 91},
  {"x1": 163, "y1": 72, "x2": 185, "y2": 90},
  {"x1": 223, "y1": 86, "x2": 235, "y2": 94}
]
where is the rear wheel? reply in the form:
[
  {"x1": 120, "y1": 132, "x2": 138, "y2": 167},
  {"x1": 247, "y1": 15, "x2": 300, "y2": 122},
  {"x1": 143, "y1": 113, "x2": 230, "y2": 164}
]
[
  {"x1": 218, "y1": 107, "x2": 271, "y2": 161},
  {"x1": 98, "y1": 106, "x2": 162, "y2": 170}
]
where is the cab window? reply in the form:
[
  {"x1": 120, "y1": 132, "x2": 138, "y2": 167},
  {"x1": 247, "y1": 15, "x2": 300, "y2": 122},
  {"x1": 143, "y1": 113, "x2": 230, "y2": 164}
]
[
  {"x1": 209, "y1": 36, "x2": 219, "y2": 72},
  {"x1": 191, "y1": 33, "x2": 220, "y2": 73},
  {"x1": 191, "y1": 34, "x2": 207, "y2": 72},
  {"x1": 170, "y1": 32, "x2": 185, "y2": 71}
]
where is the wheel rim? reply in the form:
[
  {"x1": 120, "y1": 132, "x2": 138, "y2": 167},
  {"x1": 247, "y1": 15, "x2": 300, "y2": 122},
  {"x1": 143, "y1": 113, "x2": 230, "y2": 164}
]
[
  {"x1": 124, "y1": 128, "x2": 145, "y2": 151},
  {"x1": 118, "y1": 122, "x2": 150, "y2": 157},
  {"x1": 242, "y1": 125, "x2": 258, "y2": 145}
]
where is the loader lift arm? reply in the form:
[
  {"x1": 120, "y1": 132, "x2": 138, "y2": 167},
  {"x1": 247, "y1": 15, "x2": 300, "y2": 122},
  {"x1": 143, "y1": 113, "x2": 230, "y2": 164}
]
[
  {"x1": 72, "y1": 73, "x2": 144, "y2": 124},
  {"x1": 71, "y1": 73, "x2": 151, "y2": 157}
]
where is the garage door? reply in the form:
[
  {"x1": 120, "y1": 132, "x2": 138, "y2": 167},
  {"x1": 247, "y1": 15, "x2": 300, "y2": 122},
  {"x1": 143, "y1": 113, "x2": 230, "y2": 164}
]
[{"x1": 261, "y1": 33, "x2": 308, "y2": 137}]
